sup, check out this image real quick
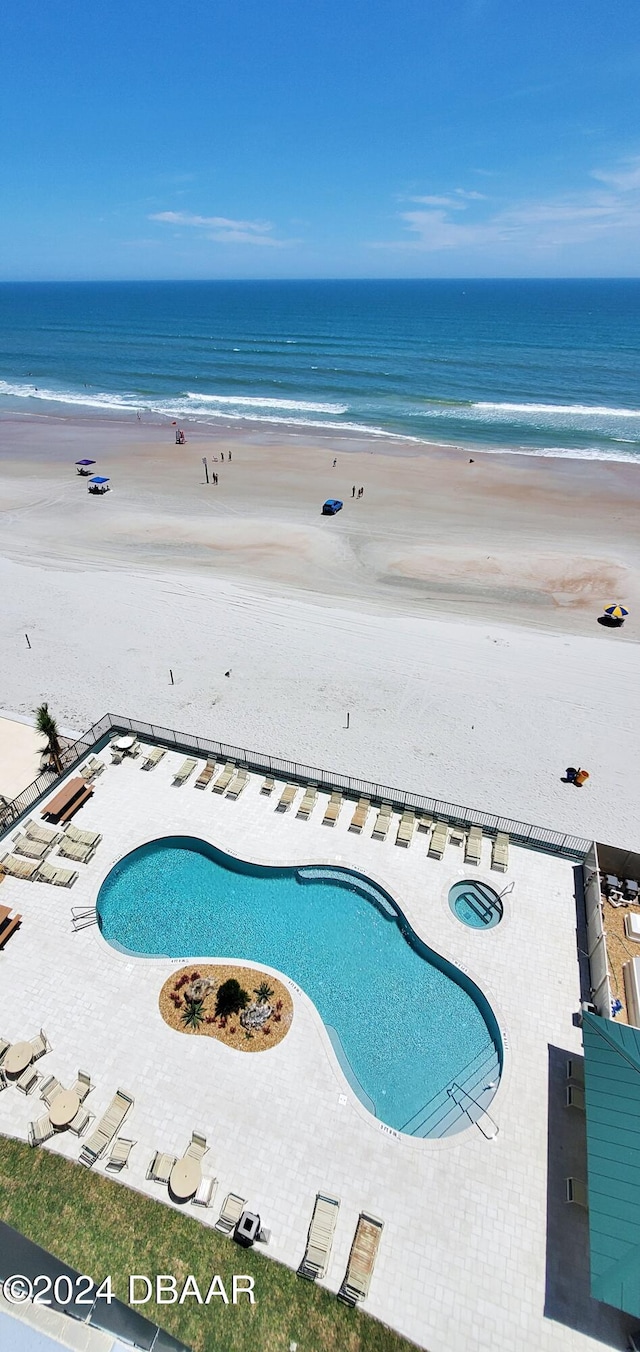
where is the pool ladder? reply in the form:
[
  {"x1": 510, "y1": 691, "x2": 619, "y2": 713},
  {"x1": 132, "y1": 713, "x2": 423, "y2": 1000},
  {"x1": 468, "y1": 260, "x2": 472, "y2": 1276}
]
[
  {"x1": 448, "y1": 1080, "x2": 499, "y2": 1139},
  {"x1": 71, "y1": 907, "x2": 98, "y2": 932}
]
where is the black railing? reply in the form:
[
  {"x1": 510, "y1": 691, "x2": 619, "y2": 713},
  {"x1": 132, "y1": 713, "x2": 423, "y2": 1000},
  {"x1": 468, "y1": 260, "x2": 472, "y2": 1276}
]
[{"x1": 0, "y1": 711, "x2": 592, "y2": 860}]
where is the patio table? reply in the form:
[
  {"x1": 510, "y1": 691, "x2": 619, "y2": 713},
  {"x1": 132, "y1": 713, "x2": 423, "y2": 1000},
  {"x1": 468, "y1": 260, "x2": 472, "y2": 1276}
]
[
  {"x1": 169, "y1": 1156, "x2": 201, "y2": 1202},
  {"x1": 113, "y1": 735, "x2": 136, "y2": 752},
  {"x1": 49, "y1": 1089, "x2": 80, "y2": 1129},
  {"x1": 4, "y1": 1042, "x2": 34, "y2": 1077}
]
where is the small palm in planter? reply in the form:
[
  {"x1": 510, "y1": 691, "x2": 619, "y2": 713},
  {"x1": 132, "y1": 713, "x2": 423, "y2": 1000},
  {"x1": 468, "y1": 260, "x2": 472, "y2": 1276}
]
[
  {"x1": 181, "y1": 998, "x2": 205, "y2": 1029},
  {"x1": 254, "y1": 981, "x2": 274, "y2": 1005}
]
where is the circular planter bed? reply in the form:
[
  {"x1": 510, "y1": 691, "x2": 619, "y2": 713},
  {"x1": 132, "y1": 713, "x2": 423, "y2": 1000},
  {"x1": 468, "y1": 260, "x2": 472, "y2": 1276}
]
[{"x1": 159, "y1": 963, "x2": 293, "y2": 1052}]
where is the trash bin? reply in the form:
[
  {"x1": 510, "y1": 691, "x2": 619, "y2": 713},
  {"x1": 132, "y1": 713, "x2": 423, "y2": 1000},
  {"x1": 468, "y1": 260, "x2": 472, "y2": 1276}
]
[{"x1": 234, "y1": 1211, "x2": 261, "y2": 1248}]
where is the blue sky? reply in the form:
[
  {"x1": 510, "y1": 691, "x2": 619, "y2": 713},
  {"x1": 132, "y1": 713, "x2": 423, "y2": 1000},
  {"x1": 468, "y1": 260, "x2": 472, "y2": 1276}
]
[{"x1": 3, "y1": 0, "x2": 640, "y2": 278}]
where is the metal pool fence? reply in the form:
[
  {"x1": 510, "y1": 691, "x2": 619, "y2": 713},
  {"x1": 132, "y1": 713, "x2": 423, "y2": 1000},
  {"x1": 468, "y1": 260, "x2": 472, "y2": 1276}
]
[{"x1": 0, "y1": 711, "x2": 592, "y2": 860}]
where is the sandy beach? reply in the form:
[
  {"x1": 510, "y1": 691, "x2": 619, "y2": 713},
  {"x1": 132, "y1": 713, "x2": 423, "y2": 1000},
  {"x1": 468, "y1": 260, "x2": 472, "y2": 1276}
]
[{"x1": 1, "y1": 411, "x2": 639, "y2": 849}]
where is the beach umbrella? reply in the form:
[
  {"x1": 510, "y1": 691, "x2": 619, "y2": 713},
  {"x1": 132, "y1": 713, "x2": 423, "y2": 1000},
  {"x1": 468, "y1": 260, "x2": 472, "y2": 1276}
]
[
  {"x1": 75, "y1": 459, "x2": 96, "y2": 466},
  {"x1": 603, "y1": 604, "x2": 629, "y2": 620},
  {"x1": 89, "y1": 476, "x2": 110, "y2": 483}
]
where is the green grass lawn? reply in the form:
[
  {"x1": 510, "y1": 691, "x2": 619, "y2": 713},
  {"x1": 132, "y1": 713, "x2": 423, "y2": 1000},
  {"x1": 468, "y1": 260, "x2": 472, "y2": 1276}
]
[{"x1": 0, "y1": 1136, "x2": 421, "y2": 1352}]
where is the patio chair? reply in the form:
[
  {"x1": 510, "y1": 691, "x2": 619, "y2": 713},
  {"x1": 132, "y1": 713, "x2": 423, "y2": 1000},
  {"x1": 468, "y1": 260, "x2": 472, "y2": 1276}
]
[
  {"x1": 0, "y1": 1070, "x2": 6, "y2": 1092},
  {"x1": 23, "y1": 821, "x2": 61, "y2": 847},
  {"x1": 110, "y1": 748, "x2": 124, "y2": 765},
  {"x1": 30, "y1": 1029, "x2": 50, "y2": 1060},
  {"x1": 297, "y1": 784, "x2": 318, "y2": 820},
  {"x1": 128, "y1": 741, "x2": 141, "y2": 758},
  {"x1": 337, "y1": 1212, "x2": 384, "y2": 1305},
  {"x1": 276, "y1": 783, "x2": 298, "y2": 812},
  {"x1": 395, "y1": 810, "x2": 416, "y2": 848},
  {"x1": 566, "y1": 1178, "x2": 588, "y2": 1208},
  {"x1": 29, "y1": 1114, "x2": 54, "y2": 1147},
  {"x1": 260, "y1": 777, "x2": 275, "y2": 796},
  {"x1": 215, "y1": 1192, "x2": 246, "y2": 1234},
  {"x1": 195, "y1": 759, "x2": 217, "y2": 789},
  {"x1": 0, "y1": 854, "x2": 38, "y2": 881},
  {"x1": 80, "y1": 1088, "x2": 134, "y2": 1166},
  {"x1": 428, "y1": 820, "x2": 449, "y2": 859},
  {"x1": 79, "y1": 756, "x2": 105, "y2": 782},
  {"x1": 464, "y1": 826, "x2": 483, "y2": 866},
  {"x1": 0, "y1": 1038, "x2": 9, "y2": 1067},
  {"x1": 146, "y1": 1150, "x2": 177, "y2": 1184},
  {"x1": 372, "y1": 803, "x2": 393, "y2": 841},
  {"x1": 348, "y1": 797, "x2": 370, "y2": 833},
  {"x1": 13, "y1": 834, "x2": 50, "y2": 861},
  {"x1": 141, "y1": 746, "x2": 166, "y2": 771},
  {"x1": 566, "y1": 1084, "x2": 585, "y2": 1110},
  {"x1": 298, "y1": 1193, "x2": 340, "y2": 1281},
  {"x1": 36, "y1": 862, "x2": 78, "y2": 887},
  {"x1": 57, "y1": 837, "x2": 96, "y2": 864},
  {"x1": 186, "y1": 1131, "x2": 208, "y2": 1161},
  {"x1": 68, "y1": 1107, "x2": 93, "y2": 1137},
  {"x1": 322, "y1": 791, "x2": 343, "y2": 826},
  {"x1": 227, "y1": 769, "x2": 249, "y2": 800},
  {"x1": 212, "y1": 762, "x2": 235, "y2": 793},
  {"x1": 106, "y1": 1137, "x2": 136, "y2": 1172},
  {"x1": 491, "y1": 832, "x2": 509, "y2": 872},
  {"x1": 16, "y1": 1066, "x2": 40, "y2": 1096},
  {"x1": 40, "y1": 1075, "x2": 63, "y2": 1106},
  {"x1": 64, "y1": 824, "x2": 102, "y2": 848},
  {"x1": 71, "y1": 1070, "x2": 92, "y2": 1102},
  {"x1": 173, "y1": 757, "x2": 197, "y2": 785},
  {"x1": 192, "y1": 1175, "x2": 217, "y2": 1208}
]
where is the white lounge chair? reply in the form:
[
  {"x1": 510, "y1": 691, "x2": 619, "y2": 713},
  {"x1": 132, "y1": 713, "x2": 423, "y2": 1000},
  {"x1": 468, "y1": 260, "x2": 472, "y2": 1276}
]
[
  {"x1": 212, "y1": 762, "x2": 235, "y2": 793},
  {"x1": 372, "y1": 803, "x2": 393, "y2": 841},
  {"x1": 79, "y1": 1089, "x2": 134, "y2": 1166},
  {"x1": 261, "y1": 777, "x2": 275, "y2": 796},
  {"x1": 322, "y1": 792, "x2": 343, "y2": 826},
  {"x1": 428, "y1": 821, "x2": 449, "y2": 859},
  {"x1": 226, "y1": 770, "x2": 249, "y2": 799},
  {"x1": 491, "y1": 832, "x2": 509, "y2": 872},
  {"x1": 23, "y1": 821, "x2": 61, "y2": 847},
  {"x1": 57, "y1": 837, "x2": 96, "y2": 864},
  {"x1": 276, "y1": 783, "x2": 298, "y2": 812},
  {"x1": 36, "y1": 861, "x2": 78, "y2": 887},
  {"x1": 0, "y1": 854, "x2": 38, "y2": 880},
  {"x1": 395, "y1": 810, "x2": 416, "y2": 848},
  {"x1": 64, "y1": 824, "x2": 102, "y2": 849},
  {"x1": 141, "y1": 747, "x2": 166, "y2": 771},
  {"x1": 215, "y1": 1192, "x2": 246, "y2": 1234},
  {"x1": 298, "y1": 1193, "x2": 340, "y2": 1280},
  {"x1": 349, "y1": 797, "x2": 370, "y2": 833},
  {"x1": 13, "y1": 834, "x2": 50, "y2": 860},
  {"x1": 173, "y1": 758, "x2": 197, "y2": 786},
  {"x1": 465, "y1": 826, "x2": 483, "y2": 866},
  {"x1": 297, "y1": 784, "x2": 318, "y2": 819}
]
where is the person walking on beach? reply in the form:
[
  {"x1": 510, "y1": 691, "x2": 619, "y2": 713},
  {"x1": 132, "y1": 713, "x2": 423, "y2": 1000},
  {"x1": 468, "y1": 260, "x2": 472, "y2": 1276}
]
[
  {"x1": 333, "y1": 457, "x2": 337, "y2": 467},
  {"x1": 228, "y1": 450, "x2": 232, "y2": 462},
  {"x1": 352, "y1": 485, "x2": 356, "y2": 497},
  {"x1": 221, "y1": 451, "x2": 224, "y2": 462}
]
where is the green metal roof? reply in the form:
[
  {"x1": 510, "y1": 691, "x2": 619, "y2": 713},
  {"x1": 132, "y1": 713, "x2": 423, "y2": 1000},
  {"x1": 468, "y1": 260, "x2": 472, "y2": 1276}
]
[{"x1": 582, "y1": 1011, "x2": 640, "y2": 1317}]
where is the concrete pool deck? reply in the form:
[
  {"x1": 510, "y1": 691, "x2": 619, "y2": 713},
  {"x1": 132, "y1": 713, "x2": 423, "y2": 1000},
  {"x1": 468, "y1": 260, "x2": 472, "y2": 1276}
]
[{"x1": 0, "y1": 745, "x2": 634, "y2": 1352}]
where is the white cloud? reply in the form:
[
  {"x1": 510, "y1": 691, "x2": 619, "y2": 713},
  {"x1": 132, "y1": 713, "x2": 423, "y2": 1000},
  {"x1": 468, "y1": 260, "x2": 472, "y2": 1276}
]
[
  {"x1": 371, "y1": 158, "x2": 640, "y2": 256},
  {"x1": 149, "y1": 210, "x2": 295, "y2": 247}
]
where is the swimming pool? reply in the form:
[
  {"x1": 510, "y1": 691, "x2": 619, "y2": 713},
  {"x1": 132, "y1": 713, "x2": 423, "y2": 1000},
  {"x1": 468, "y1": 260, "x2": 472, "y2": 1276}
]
[{"x1": 97, "y1": 837, "x2": 502, "y2": 1137}]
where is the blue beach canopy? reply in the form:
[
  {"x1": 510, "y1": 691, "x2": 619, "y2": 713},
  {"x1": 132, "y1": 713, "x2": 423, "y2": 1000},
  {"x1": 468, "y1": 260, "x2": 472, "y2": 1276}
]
[
  {"x1": 89, "y1": 475, "x2": 110, "y2": 483},
  {"x1": 75, "y1": 458, "x2": 95, "y2": 466}
]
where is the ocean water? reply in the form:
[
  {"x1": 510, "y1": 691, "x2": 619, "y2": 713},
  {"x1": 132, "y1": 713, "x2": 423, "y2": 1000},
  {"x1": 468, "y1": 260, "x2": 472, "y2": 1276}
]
[
  {"x1": 1, "y1": 279, "x2": 639, "y2": 460},
  {"x1": 97, "y1": 836, "x2": 501, "y2": 1136}
]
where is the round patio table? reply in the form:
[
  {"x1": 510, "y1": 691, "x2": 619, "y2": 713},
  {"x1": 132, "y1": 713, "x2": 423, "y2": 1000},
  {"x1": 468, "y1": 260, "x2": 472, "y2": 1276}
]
[
  {"x1": 113, "y1": 735, "x2": 136, "y2": 752},
  {"x1": 49, "y1": 1089, "x2": 80, "y2": 1129},
  {"x1": 3, "y1": 1042, "x2": 33, "y2": 1077},
  {"x1": 169, "y1": 1157, "x2": 201, "y2": 1202}
]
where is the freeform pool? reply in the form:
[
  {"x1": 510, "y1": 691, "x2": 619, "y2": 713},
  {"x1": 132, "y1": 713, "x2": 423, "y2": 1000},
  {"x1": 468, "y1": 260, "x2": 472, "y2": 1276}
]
[{"x1": 97, "y1": 838, "x2": 502, "y2": 1137}]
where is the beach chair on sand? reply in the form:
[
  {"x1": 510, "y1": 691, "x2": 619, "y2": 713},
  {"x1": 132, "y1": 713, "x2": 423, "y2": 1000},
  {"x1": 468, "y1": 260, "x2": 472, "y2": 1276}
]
[
  {"x1": 141, "y1": 746, "x2": 166, "y2": 771},
  {"x1": 29, "y1": 1114, "x2": 54, "y2": 1147},
  {"x1": 173, "y1": 758, "x2": 197, "y2": 786},
  {"x1": 65, "y1": 824, "x2": 102, "y2": 849},
  {"x1": 464, "y1": 826, "x2": 483, "y2": 866},
  {"x1": 261, "y1": 777, "x2": 275, "y2": 796},
  {"x1": 491, "y1": 832, "x2": 509, "y2": 872},
  {"x1": 0, "y1": 854, "x2": 38, "y2": 881},
  {"x1": 146, "y1": 1150, "x2": 177, "y2": 1184},
  {"x1": 428, "y1": 821, "x2": 449, "y2": 860},
  {"x1": 36, "y1": 861, "x2": 78, "y2": 888},
  {"x1": 395, "y1": 810, "x2": 416, "y2": 848},
  {"x1": 212, "y1": 762, "x2": 235, "y2": 794},
  {"x1": 297, "y1": 1193, "x2": 340, "y2": 1281},
  {"x1": 276, "y1": 783, "x2": 298, "y2": 813},
  {"x1": 106, "y1": 1137, "x2": 136, "y2": 1172},
  {"x1": 215, "y1": 1192, "x2": 246, "y2": 1234},
  {"x1": 323, "y1": 792, "x2": 343, "y2": 827},
  {"x1": 337, "y1": 1213, "x2": 384, "y2": 1306},
  {"x1": 23, "y1": 821, "x2": 61, "y2": 847},
  {"x1": 227, "y1": 769, "x2": 249, "y2": 800},
  {"x1": 372, "y1": 803, "x2": 393, "y2": 841},
  {"x1": 349, "y1": 797, "x2": 371, "y2": 834},
  {"x1": 297, "y1": 785, "x2": 318, "y2": 820},
  {"x1": 195, "y1": 758, "x2": 217, "y2": 789}
]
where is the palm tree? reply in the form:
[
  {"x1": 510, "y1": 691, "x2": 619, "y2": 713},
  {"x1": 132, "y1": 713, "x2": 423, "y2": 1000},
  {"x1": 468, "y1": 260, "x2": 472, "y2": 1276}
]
[{"x1": 35, "y1": 703, "x2": 63, "y2": 774}]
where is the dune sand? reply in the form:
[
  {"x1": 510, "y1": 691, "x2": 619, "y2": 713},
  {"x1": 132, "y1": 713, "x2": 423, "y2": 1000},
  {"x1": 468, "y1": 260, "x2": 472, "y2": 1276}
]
[{"x1": 1, "y1": 411, "x2": 639, "y2": 848}]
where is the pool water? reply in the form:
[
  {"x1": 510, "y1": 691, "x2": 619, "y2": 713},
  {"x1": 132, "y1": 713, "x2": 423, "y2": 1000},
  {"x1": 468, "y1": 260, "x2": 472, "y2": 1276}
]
[{"x1": 97, "y1": 837, "x2": 502, "y2": 1136}]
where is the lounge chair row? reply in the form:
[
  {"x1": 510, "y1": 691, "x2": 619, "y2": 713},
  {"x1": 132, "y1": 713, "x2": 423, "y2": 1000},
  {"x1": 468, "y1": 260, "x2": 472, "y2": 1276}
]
[
  {"x1": 298, "y1": 1193, "x2": 384, "y2": 1306},
  {"x1": 0, "y1": 854, "x2": 78, "y2": 887}
]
